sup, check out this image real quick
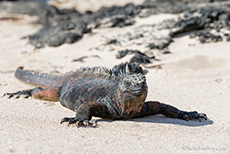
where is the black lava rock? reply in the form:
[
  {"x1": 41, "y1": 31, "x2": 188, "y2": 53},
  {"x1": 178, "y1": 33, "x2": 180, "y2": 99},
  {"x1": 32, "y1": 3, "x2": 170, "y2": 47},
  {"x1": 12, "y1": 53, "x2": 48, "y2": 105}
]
[
  {"x1": 112, "y1": 62, "x2": 145, "y2": 75},
  {"x1": 1, "y1": 0, "x2": 230, "y2": 48},
  {"x1": 117, "y1": 49, "x2": 155, "y2": 64}
]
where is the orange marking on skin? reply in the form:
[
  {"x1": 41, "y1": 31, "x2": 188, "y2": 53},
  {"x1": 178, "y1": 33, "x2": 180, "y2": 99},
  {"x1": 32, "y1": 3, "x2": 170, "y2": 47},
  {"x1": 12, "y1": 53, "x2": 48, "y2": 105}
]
[{"x1": 33, "y1": 88, "x2": 60, "y2": 101}]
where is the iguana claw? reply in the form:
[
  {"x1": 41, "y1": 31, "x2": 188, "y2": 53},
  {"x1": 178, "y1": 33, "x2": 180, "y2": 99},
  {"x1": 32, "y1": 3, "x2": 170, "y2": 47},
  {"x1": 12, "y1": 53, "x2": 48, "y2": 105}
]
[
  {"x1": 60, "y1": 117, "x2": 97, "y2": 128},
  {"x1": 3, "y1": 90, "x2": 33, "y2": 99},
  {"x1": 180, "y1": 111, "x2": 207, "y2": 121}
]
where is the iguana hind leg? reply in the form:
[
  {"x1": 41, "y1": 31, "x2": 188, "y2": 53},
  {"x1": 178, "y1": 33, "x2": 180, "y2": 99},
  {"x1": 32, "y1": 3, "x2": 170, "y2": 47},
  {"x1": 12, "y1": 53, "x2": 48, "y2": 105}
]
[
  {"x1": 4, "y1": 87, "x2": 60, "y2": 101},
  {"x1": 134, "y1": 101, "x2": 207, "y2": 121}
]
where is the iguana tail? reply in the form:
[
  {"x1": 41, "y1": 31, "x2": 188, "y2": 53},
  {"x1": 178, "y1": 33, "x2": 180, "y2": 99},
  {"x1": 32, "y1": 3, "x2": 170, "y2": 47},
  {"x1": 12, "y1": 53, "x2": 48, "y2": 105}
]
[{"x1": 15, "y1": 67, "x2": 63, "y2": 88}]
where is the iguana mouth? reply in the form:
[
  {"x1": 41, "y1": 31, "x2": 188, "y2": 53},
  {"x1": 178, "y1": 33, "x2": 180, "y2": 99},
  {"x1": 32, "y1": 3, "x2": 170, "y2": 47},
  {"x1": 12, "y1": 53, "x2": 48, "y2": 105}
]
[
  {"x1": 125, "y1": 87, "x2": 147, "y2": 96},
  {"x1": 129, "y1": 90, "x2": 143, "y2": 96},
  {"x1": 123, "y1": 89, "x2": 142, "y2": 96}
]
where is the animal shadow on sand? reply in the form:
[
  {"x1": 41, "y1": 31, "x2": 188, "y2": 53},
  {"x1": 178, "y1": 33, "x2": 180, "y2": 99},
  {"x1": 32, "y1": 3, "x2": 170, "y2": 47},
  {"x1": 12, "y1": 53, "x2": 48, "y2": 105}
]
[{"x1": 97, "y1": 114, "x2": 213, "y2": 127}]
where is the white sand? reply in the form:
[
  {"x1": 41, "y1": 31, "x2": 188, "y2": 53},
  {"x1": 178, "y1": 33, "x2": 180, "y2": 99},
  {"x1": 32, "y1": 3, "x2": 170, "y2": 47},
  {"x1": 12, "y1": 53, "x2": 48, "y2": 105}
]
[{"x1": 0, "y1": 3, "x2": 230, "y2": 154}]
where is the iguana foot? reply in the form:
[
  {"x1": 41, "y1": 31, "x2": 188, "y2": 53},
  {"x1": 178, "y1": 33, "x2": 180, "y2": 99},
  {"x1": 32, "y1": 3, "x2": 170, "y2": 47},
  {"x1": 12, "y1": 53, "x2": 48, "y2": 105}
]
[
  {"x1": 3, "y1": 87, "x2": 44, "y2": 99},
  {"x1": 60, "y1": 117, "x2": 97, "y2": 128},
  {"x1": 3, "y1": 90, "x2": 33, "y2": 99},
  {"x1": 180, "y1": 111, "x2": 207, "y2": 121}
]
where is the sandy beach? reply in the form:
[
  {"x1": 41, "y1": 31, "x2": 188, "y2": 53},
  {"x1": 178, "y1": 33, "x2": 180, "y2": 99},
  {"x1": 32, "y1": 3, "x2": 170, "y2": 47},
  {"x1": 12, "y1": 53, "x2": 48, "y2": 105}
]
[{"x1": 0, "y1": 1, "x2": 230, "y2": 153}]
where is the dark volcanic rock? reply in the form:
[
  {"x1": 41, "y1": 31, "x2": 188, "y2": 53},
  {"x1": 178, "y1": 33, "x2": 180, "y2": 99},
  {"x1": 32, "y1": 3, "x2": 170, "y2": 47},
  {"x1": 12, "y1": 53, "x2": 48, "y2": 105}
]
[
  {"x1": 84, "y1": 4, "x2": 141, "y2": 29},
  {"x1": 147, "y1": 40, "x2": 172, "y2": 50},
  {"x1": 28, "y1": 21, "x2": 86, "y2": 48},
  {"x1": 168, "y1": 7, "x2": 226, "y2": 37},
  {"x1": 117, "y1": 49, "x2": 155, "y2": 64},
  {"x1": 190, "y1": 31, "x2": 223, "y2": 43},
  {"x1": 104, "y1": 2, "x2": 230, "y2": 51},
  {"x1": 1, "y1": 0, "x2": 230, "y2": 48},
  {"x1": 0, "y1": 1, "x2": 85, "y2": 47},
  {"x1": 112, "y1": 62, "x2": 145, "y2": 75},
  {"x1": 140, "y1": 0, "x2": 189, "y2": 16},
  {"x1": 0, "y1": 1, "x2": 82, "y2": 26},
  {"x1": 140, "y1": 0, "x2": 228, "y2": 17},
  {"x1": 72, "y1": 56, "x2": 88, "y2": 62},
  {"x1": 0, "y1": 1, "x2": 142, "y2": 48},
  {"x1": 130, "y1": 54, "x2": 152, "y2": 64},
  {"x1": 116, "y1": 49, "x2": 140, "y2": 59}
]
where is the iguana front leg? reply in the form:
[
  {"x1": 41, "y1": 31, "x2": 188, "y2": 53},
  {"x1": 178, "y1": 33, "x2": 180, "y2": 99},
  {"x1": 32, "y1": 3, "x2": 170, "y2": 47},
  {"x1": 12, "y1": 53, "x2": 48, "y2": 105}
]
[
  {"x1": 60, "y1": 101, "x2": 107, "y2": 127},
  {"x1": 3, "y1": 87, "x2": 60, "y2": 101},
  {"x1": 134, "y1": 101, "x2": 207, "y2": 121}
]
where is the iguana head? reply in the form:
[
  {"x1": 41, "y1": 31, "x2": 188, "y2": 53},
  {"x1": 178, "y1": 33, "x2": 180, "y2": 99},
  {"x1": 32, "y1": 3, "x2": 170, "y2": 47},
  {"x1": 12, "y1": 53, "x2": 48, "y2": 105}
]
[{"x1": 116, "y1": 72, "x2": 148, "y2": 118}]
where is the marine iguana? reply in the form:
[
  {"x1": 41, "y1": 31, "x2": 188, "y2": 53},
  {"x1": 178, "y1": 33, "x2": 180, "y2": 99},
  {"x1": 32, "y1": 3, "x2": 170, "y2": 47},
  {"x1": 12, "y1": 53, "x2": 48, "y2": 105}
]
[{"x1": 4, "y1": 66, "x2": 207, "y2": 127}]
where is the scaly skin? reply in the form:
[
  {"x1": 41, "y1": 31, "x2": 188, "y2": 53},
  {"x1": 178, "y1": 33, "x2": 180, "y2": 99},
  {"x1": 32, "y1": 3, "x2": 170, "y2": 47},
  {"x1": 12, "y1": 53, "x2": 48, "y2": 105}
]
[{"x1": 4, "y1": 66, "x2": 207, "y2": 127}]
